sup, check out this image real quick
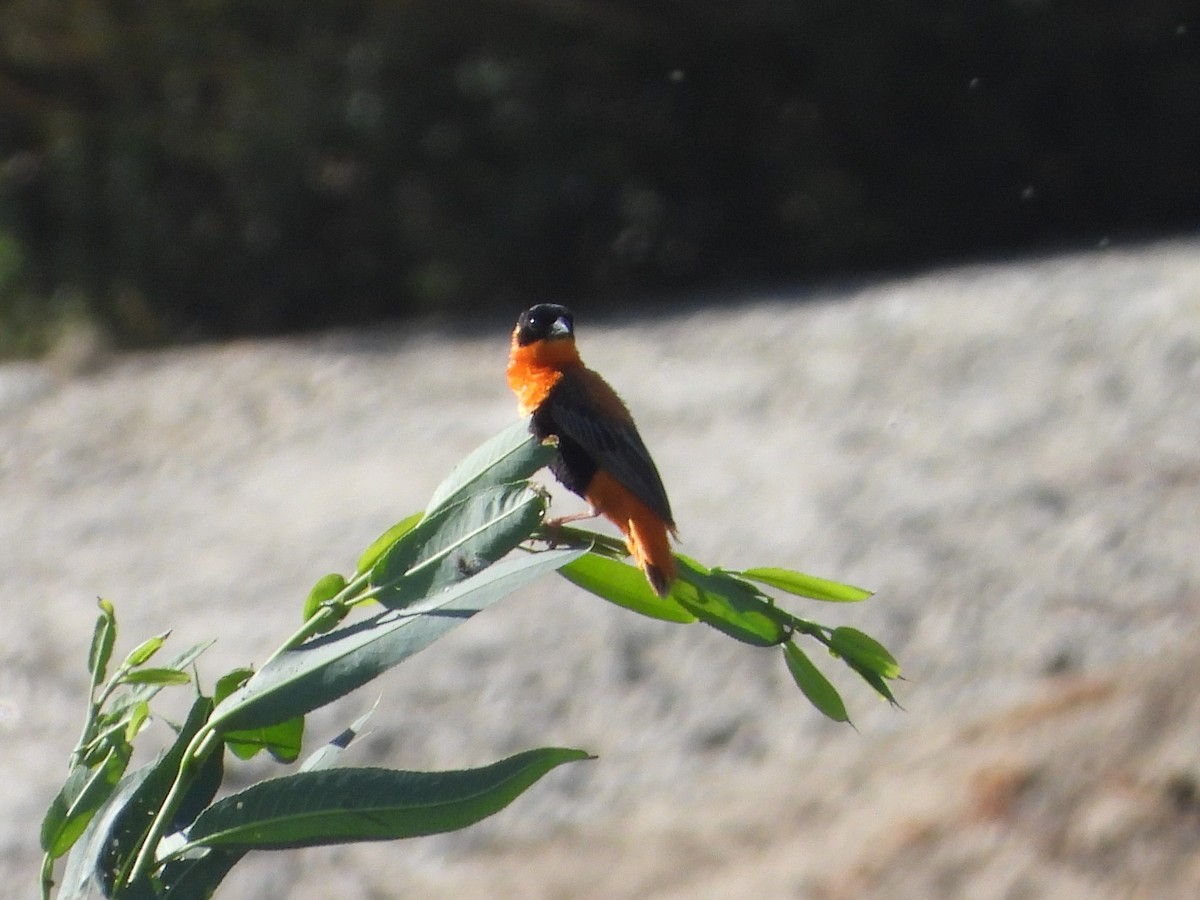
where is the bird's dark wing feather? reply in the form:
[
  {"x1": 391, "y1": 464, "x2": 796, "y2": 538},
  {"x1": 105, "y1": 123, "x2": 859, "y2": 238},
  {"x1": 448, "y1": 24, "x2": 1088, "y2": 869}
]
[{"x1": 545, "y1": 373, "x2": 675, "y2": 528}]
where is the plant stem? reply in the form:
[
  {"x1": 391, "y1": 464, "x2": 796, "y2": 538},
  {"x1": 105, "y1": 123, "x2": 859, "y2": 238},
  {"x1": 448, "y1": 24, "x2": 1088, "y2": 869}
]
[
  {"x1": 126, "y1": 571, "x2": 368, "y2": 886},
  {"x1": 259, "y1": 569, "x2": 376, "y2": 668},
  {"x1": 67, "y1": 669, "x2": 122, "y2": 770},
  {"x1": 128, "y1": 565, "x2": 381, "y2": 881},
  {"x1": 40, "y1": 851, "x2": 55, "y2": 900},
  {"x1": 259, "y1": 605, "x2": 337, "y2": 668},
  {"x1": 67, "y1": 702, "x2": 101, "y2": 772},
  {"x1": 123, "y1": 723, "x2": 212, "y2": 886},
  {"x1": 124, "y1": 563, "x2": 379, "y2": 886},
  {"x1": 787, "y1": 616, "x2": 831, "y2": 642}
]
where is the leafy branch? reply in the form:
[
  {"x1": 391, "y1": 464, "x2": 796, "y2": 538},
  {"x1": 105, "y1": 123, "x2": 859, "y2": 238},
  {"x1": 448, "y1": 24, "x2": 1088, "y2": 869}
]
[{"x1": 39, "y1": 420, "x2": 899, "y2": 899}]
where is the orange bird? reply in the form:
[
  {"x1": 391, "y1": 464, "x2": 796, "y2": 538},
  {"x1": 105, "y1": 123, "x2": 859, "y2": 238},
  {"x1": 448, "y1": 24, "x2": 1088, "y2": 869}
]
[{"x1": 507, "y1": 304, "x2": 677, "y2": 596}]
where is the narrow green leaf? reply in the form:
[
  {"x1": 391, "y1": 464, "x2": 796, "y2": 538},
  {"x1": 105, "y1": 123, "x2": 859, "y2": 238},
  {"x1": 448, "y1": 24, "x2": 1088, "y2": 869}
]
[
  {"x1": 55, "y1": 734, "x2": 218, "y2": 896},
  {"x1": 181, "y1": 748, "x2": 590, "y2": 852},
  {"x1": 96, "y1": 696, "x2": 214, "y2": 895},
  {"x1": 40, "y1": 745, "x2": 131, "y2": 859},
  {"x1": 214, "y1": 668, "x2": 254, "y2": 702},
  {"x1": 75, "y1": 713, "x2": 136, "y2": 768},
  {"x1": 739, "y1": 567, "x2": 873, "y2": 602},
  {"x1": 57, "y1": 762, "x2": 154, "y2": 900},
  {"x1": 121, "y1": 641, "x2": 214, "y2": 709},
  {"x1": 41, "y1": 766, "x2": 87, "y2": 854},
  {"x1": 226, "y1": 715, "x2": 305, "y2": 764},
  {"x1": 303, "y1": 573, "x2": 348, "y2": 623},
  {"x1": 844, "y1": 658, "x2": 902, "y2": 707},
  {"x1": 215, "y1": 669, "x2": 305, "y2": 762},
  {"x1": 300, "y1": 705, "x2": 378, "y2": 773},
  {"x1": 170, "y1": 739, "x2": 225, "y2": 833},
  {"x1": 121, "y1": 667, "x2": 191, "y2": 686},
  {"x1": 559, "y1": 553, "x2": 696, "y2": 623},
  {"x1": 88, "y1": 599, "x2": 117, "y2": 683},
  {"x1": 211, "y1": 546, "x2": 586, "y2": 733},
  {"x1": 783, "y1": 642, "x2": 850, "y2": 723},
  {"x1": 673, "y1": 557, "x2": 788, "y2": 647},
  {"x1": 154, "y1": 847, "x2": 246, "y2": 900},
  {"x1": 124, "y1": 700, "x2": 150, "y2": 743},
  {"x1": 424, "y1": 419, "x2": 556, "y2": 516},
  {"x1": 123, "y1": 632, "x2": 169, "y2": 668},
  {"x1": 372, "y1": 482, "x2": 545, "y2": 609},
  {"x1": 829, "y1": 627, "x2": 901, "y2": 679},
  {"x1": 356, "y1": 512, "x2": 423, "y2": 576}
]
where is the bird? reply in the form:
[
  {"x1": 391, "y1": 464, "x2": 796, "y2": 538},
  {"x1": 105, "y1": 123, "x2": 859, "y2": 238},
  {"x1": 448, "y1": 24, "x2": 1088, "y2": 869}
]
[{"x1": 507, "y1": 303, "x2": 678, "y2": 596}]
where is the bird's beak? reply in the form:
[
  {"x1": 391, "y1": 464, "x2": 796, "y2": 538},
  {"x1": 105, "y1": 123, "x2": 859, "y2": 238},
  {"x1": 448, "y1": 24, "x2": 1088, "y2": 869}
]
[{"x1": 548, "y1": 316, "x2": 573, "y2": 340}]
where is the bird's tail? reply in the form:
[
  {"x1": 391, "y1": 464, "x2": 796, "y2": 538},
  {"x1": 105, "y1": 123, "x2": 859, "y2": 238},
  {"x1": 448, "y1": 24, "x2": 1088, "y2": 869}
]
[
  {"x1": 626, "y1": 515, "x2": 677, "y2": 598},
  {"x1": 586, "y1": 470, "x2": 677, "y2": 597}
]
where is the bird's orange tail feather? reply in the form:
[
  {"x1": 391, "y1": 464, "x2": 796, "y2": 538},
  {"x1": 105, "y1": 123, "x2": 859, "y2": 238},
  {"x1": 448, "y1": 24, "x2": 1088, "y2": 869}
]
[{"x1": 585, "y1": 470, "x2": 676, "y2": 597}]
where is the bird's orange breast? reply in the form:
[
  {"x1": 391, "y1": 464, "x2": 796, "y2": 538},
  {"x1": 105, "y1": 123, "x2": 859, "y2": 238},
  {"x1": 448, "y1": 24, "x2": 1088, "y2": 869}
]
[{"x1": 506, "y1": 334, "x2": 582, "y2": 416}]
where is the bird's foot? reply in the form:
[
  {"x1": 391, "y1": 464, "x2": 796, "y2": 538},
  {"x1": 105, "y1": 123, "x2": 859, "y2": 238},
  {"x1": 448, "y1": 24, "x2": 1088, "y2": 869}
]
[{"x1": 541, "y1": 508, "x2": 600, "y2": 547}]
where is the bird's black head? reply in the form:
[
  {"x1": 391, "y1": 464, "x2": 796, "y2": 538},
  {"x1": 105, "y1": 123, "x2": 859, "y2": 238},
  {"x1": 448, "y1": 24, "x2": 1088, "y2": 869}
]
[{"x1": 514, "y1": 304, "x2": 575, "y2": 346}]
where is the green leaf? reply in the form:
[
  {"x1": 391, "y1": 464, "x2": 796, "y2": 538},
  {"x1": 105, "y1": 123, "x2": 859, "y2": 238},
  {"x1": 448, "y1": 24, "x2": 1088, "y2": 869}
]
[
  {"x1": 122, "y1": 632, "x2": 169, "y2": 668},
  {"x1": 153, "y1": 847, "x2": 246, "y2": 900},
  {"x1": 210, "y1": 546, "x2": 586, "y2": 733},
  {"x1": 74, "y1": 715, "x2": 133, "y2": 768},
  {"x1": 88, "y1": 599, "x2": 117, "y2": 684},
  {"x1": 214, "y1": 669, "x2": 305, "y2": 762},
  {"x1": 170, "y1": 737, "x2": 226, "y2": 834},
  {"x1": 120, "y1": 667, "x2": 191, "y2": 686},
  {"x1": 783, "y1": 642, "x2": 850, "y2": 724},
  {"x1": 40, "y1": 744, "x2": 132, "y2": 859},
  {"x1": 57, "y1": 761, "x2": 154, "y2": 900},
  {"x1": 356, "y1": 512, "x2": 423, "y2": 576},
  {"x1": 738, "y1": 567, "x2": 873, "y2": 602},
  {"x1": 303, "y1": 573, "x2": 348, "y2": 623},
  {"x1": 95, "y1": 696, "x2": 214, "y2": 895},
  {"x1": 124, "y1": 700, "x2": 150, "y2": 743},
  {"x1": 226, "y1": 715, "x2": 305, "y2": 764},
  {"x1": 214, "y1": 668, "x2": 254, "y2": 702},
  {"x1": 154, "y1": 849, "x2": 248, "y2": 900},
  {"x1": 828, "y1": 627, "x2": 901, "y2": 679},
  {"x1": 41, "y1": 767, "x2": 87, "y2": 855},
  {"x1": 424, "y1": 419, "x2": 556, "y2": 517},
  {"x1": 558, "y1": 553, "x2": 696, "y2": 623},
  {"x1": 119, "y1": 641, "x2": 214, "y2": 710},
  {"x1": 845, "y1": 658, "x2": 902, "y2": 707},
  {"x1": 180, "y1": 748, "x2": 590, "y2": 852},
  {"x1": 41, "y1": 767, "x2": 87, "y2": 854},
  {"x1": 371, "y1": 482, "x2": 545, "y2": 609},
  {"x1": 300, "y1": 705, "x2": 378, "y2": 773},
  {"x1": 673, "y1": 557, "x2": 788, "y2": 647}
]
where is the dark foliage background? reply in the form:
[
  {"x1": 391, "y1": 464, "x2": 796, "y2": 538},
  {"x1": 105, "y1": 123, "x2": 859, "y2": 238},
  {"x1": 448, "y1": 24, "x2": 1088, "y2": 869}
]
[{"x1": 1, "y1": 0, "x2": 1197, "y2": 349}]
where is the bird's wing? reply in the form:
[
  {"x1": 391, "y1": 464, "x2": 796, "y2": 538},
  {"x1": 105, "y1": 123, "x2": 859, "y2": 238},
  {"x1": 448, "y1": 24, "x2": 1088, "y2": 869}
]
[{"x1": 546, "y1": 371, "x2": 675, "y2": 528}]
